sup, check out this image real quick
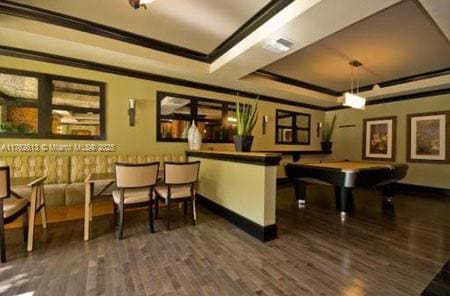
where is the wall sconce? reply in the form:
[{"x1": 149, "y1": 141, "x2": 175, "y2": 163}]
[
  {"x1": 317, "y1": 122, "x2": 323, "y2": 137},
  {"x1": 262, "y1": 115, "x2": 269, "y2": 135},
  {"x1": 128, "y1": 99, "x2": 136, "y2": 126}
]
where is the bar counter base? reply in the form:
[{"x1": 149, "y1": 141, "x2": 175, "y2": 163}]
[{"x1": 198, "y1": 194, "x2": 277, "y2": 242}]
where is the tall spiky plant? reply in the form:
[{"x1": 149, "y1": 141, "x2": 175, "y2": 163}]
[
  {"x1": 236, "y1": 95, "x2": 259, "y2": 136},
  {"x1": 322, "y1": 114, "x2": 336, "y2": 142}
]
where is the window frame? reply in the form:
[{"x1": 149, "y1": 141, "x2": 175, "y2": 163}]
[
  {"x1": 0, "y1": 67, "x2": 106, "y2": 140},
  {"x1": 275, "y1": 109, "x2": 311, "y2": 145},
  {"x1": 156, "y1": 91, "x2": 238, "y2": 143}
]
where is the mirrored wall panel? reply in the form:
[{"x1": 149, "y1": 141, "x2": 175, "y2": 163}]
[
  {"x1": 276, "y1": 109, "x2": 311, "y2": 144},
  {"x1": 157, "y1": 91, "x2": 245, "y2": 143},
  {"x1": 0, "y1": 68, "x2": 105, "y2": 139}
]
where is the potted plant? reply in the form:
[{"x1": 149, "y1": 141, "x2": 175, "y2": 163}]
[
  {"x1": 321, "y1": 114, "x2": 336, "y2": 152},
  {"x1": 234, "y1": 97, "x2": 258, "y2": 152}
]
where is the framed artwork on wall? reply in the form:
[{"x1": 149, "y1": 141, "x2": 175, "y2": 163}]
[
  {"x1": 362, "y1": 116, "x2": 396, "y2": 161},
  {"x1": 407, "y1": 111, "x2": 450, "y2": 163}
]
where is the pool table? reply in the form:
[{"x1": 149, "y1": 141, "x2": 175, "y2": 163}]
[{"x1": 285, "y1": 161, "x2": 408, "y2": 216}]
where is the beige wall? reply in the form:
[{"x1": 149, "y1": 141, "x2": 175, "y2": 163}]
[
  {"x1": 0, "y1": 55, "x2": 324, "y2": 154},
  {"x1": 189, "y1": 156, "x2": 277, "y2": 226},
  {"x1": 326, "y1": 94, "x2": 450, "y2": 189}
]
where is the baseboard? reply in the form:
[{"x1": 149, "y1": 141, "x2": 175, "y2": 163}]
[
  {"x1": 277, "y1": 177, "x2": 292, "y2": 186},
  {"x1": 394, "y1": 183, "x2": 450, "y2": 197},
  {"x1": 197, "y1": 194, "x2": 277, "y2": 242}
]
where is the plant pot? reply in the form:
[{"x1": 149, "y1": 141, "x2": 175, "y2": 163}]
[
  {"x1": 321, "y1": 141, "x2": 333, "y2": 152},
  {"x1": 233, "y1": 135, "x2": 254, "y2": 152}
]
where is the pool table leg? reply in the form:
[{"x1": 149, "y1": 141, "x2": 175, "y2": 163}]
[
  {"x1": 335, "y1": 186, "x2": 354, "y2": 217},
  {"x1": 293, "y1": 180, "x2": 306, "y2": 207}
]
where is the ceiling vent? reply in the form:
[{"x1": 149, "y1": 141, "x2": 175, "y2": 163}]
[{"x1": 263, "y1": 38, "x2": 295, "y2": 54}]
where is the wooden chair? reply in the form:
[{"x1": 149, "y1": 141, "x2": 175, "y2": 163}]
[
  {"x1": 112, "y1": 162, "x2": 159, "y2": 239},
  {"x1": 0, "y1": 166, "x2": 28, "y2": 263},
  {"x1": 155, "y1": 161, "x2": 200, "y2": 230},
  {"x1": 25, "y1": 176, "x2": 48, "y2": 252}
]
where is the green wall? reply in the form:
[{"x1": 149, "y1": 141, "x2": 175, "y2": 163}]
[{"x1": 326, "y1": 94, "x2": 450, "y2": 189}]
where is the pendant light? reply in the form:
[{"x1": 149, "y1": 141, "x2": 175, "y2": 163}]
[{"x1": 340, "y1": 60, "x2": 366, "y2": 110}]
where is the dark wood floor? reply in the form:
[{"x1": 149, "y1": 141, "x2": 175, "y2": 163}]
[{"x1": 1, "y1": 185, "x2": 449, "y2": 296}]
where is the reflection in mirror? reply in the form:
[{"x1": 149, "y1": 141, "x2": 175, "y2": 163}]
[
  {"x1": 197, "y1": 101, "x2": 223, "y2": 140},
  {"x1": 52, "y1": 109, "x2": 100, "y2": 136},
  {"x1": 160, "y1": 96, "x2": 192, "y2": 139},
  {"x1": 0, "y1": 106, "x2": 38, "y2": 134},
  {"x1": 296, "y1": 115, "x2": 309, "y2": 129},
  {"x1": 160, "y1": 119, "x2": 191, "y2": 139},
  {"x1": 0, "y1": 73, "x2": 38, "y2": 100},
  {"x1": 160, "y1": 96, "x2": 191, "y2": 116},
  {"x1": 52, "y1": 80, "x2": 100, "y2": 108}
]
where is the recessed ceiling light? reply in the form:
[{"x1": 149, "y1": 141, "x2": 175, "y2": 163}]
[{"x1": 263, "y1": 38, "x2": 295, "y2": 54}]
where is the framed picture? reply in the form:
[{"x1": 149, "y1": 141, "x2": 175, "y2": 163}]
[
  {"x1": 362, "y1": 116, "x2": 396, "y2": 161},
  {"x1": 407, "y1": 111, "x2": 450, "y2": 163}
]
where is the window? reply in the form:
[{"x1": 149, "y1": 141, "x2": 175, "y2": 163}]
[
  {"x1": 0, "y1": 68, "x2": 105, "y2": 139},
  {"x1": 276, "y1": 109, "x2": 311, "y2": 145},
  {"x1": 157, "y1": 91, "x2": 238, "y2": 143}
]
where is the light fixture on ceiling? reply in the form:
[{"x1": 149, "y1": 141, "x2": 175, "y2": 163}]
[
  {"x1": 128, "y1": 0, "x2": 156, "y2": 10},
  {"x1": 263, "y1": 38, "x2": 295, "y2": 54},
  {"x1": 338, "y1": 60, "x2": 366, "y2": 110}
]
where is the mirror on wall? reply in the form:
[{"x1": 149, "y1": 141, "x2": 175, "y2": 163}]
[
  {"x1": 0, "y1": 68, "x2": 105, "y2": 139},
  {"x1": 157, "y1": 91, "x2": 243, "y2": 143},
  {"x1": 276, "y1": 109, "x2": 311, "y2": 145}
]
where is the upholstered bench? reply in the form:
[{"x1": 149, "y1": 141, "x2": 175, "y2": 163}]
[{"x1": 0, "y1": 154, "x2": 185, "y2": 207}]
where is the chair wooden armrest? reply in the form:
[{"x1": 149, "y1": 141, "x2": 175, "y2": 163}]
[{"x1": 26, "y1": 175, "x2": 47, "y2": 187}]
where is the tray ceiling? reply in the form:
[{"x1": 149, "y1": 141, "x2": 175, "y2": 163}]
[
  {"x1": 9, "y1": 0, "x2": 272, "y2": 54},
  {"x1": 262, "y1": 0, "x2": 450, "y2": 92}
]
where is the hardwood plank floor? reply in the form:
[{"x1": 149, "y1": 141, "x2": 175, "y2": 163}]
[{"x1": 1, "y1": 185, "x2": 449, "y2": 295}]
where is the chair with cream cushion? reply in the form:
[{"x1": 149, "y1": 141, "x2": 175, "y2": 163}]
[
  {"x1": 155, "y1": 161, "x2": 200, "y2": 230},
  {"x1": 112, "y1": 162, "x2": 159, "y2": 239},
  {"x1": 0, "y1": 166, "x2": 29, "y2": 263}
]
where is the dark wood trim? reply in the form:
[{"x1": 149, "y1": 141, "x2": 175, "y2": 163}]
[
  {"x1": 367, "y1": 88, "x2": 450, "y2": 106},
  {"x1": 368, "y1": 67, "x2": 450, "y2": 90},
  {"x1": 0, "y1": 0, "x2": 294, "y2": 63},
  {"x1": 0, "y1": 66, "x2": 106, "y2": 140},
  {"x1": 276, "y1": 177, "x2": 292, "y2": 186},
  {"x1": 394, "y1": 183, "x2": 450, "y2": 198},
  {"x1": 258, "y1": 69, "x2": 450, "y2": 98},
  {"x1": 208, "y1": 0, "x2": 295, "y2": 61},
  {"x1": 275, "y1": 109, "x2": 311, "y2": 145},
  {"x1": 256, "y1": 70, "x2": 340, "y2": 96},
  {"x1": 325, "y1": 88, "x2": 450, "y2": 111},
  {"x1": 197, "y1": 194, "x2": 277, "y2": 242},
  {"x1": 0, "y1": 0, "x2": 208, "y2": 62},
  {"x1": 362, "y1": 116, "x2": 397, "y2": 161},
  {"x1": 255, "y1": 150, "x2": 331, "y2": 161},
  {"x1": 406, "y1": 111, "x2": 450, "y2": 164},
  {"x1": 186, "y1": 151, "x2": 281, "y2": 166},
  {"x1": 0, "y1": 46, "x2": 326, "y2": 111}
]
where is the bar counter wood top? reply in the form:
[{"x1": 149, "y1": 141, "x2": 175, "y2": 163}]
[{"x1": 185, "y1": 150, "x2": 282, "y2": 166}]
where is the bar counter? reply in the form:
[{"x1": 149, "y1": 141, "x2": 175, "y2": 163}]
[{"x1": 186, "y1": 150, "x2": 281, "y2": 241}]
